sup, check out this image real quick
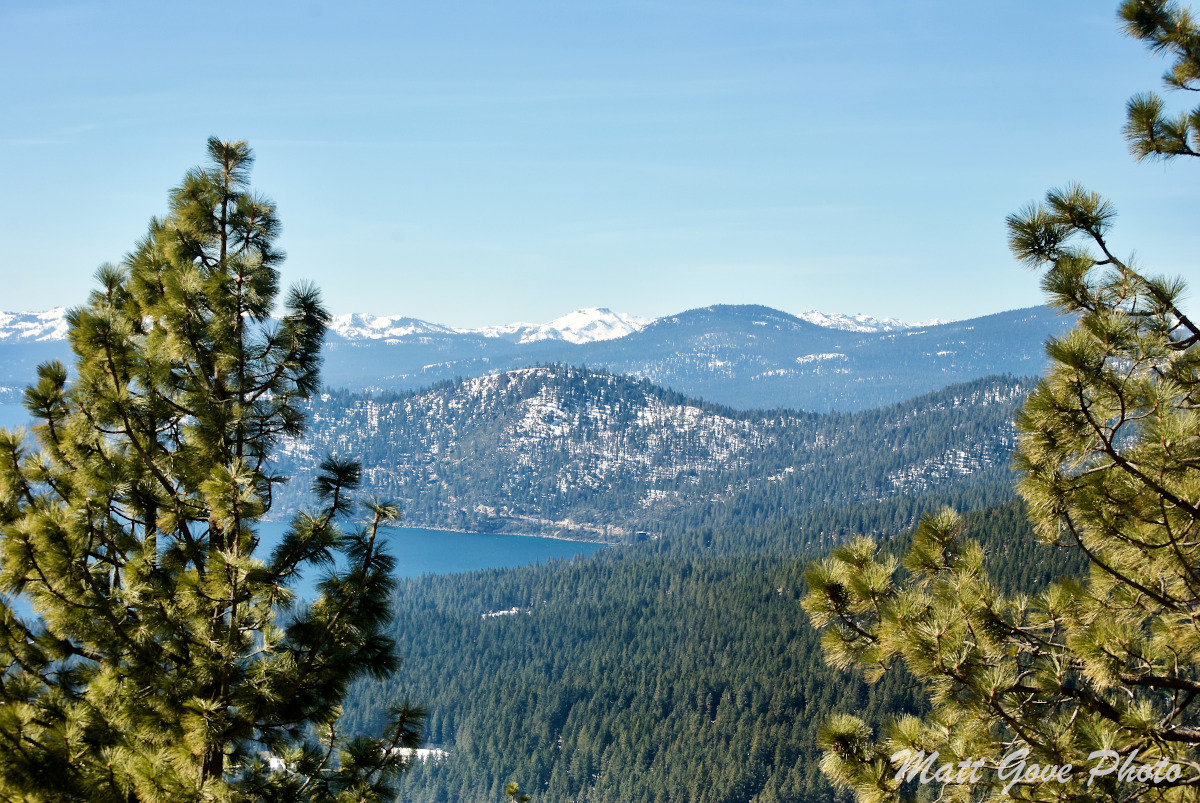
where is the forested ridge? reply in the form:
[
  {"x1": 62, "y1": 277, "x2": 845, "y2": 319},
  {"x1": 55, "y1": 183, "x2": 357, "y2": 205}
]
[
  {"x1": 341, "y1": 499, "x2": 1086, "y2": 803},
  {"x1": 271, "y1": 367, "x2": 1032, "y2": 539}
]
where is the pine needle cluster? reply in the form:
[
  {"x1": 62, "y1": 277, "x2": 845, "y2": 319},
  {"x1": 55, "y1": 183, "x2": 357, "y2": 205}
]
[{"x1": 1121, "y1": 0, "x2": 1200, "y2": 160}]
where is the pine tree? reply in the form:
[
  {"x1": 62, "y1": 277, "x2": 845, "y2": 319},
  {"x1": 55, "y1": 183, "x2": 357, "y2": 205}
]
[
  {"x1": 0, "y1": 138, "x2": 423, "y2": 802},
  {"x1": 804, "y1": 4, "x2": 1200, "y2": 801}
]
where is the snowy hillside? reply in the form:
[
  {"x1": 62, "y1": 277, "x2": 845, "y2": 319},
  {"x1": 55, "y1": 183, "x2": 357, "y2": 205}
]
[
  {"x1": 0, "y1": 309, "x2": 70, "y2": 342},
  {"x1": 326, "y1": 313, "x2": 457, "y2": 340},
  {"x1": 467, "y1": 307, "x2": 652, "y2": 344},
  {"x1": 271, "y1": 366, "x2": 1030, "y2": 536},
  {"x1": 795, "y1": 310, "x2": 945, "y2": 332}
]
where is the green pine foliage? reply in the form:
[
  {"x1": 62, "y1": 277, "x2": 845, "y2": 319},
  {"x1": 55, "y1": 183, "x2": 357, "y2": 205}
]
[
  {"x1": 330, "y1": 498, "x2": 1081, "y2": 803},
  {"x1": 804, "y1": 5, "x2": 1200, "y2": 800},
  {"x1": 0, "y1": 139, "x2": 421, "y2": 802},
  {"x1": 1121, "y1": 0, "x2": 1200, "y2": 160}
]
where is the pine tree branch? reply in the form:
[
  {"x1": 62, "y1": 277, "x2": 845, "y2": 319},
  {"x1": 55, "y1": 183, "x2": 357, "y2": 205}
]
[
  {"x1": 1155, "y1": 727, "x2": 1200, "y2": 743},
  {"x1": 101, "y1": 338, "x2": 184, "y2": 509},
  {"x1": 1061, "y1": 509, "x2": 1180, "y2": 611},
  {"x1": 1091, "y1": 241, "x2": 1200, "y2": 342},
  {"x1": 1073, "y1": 381, "x2": 1200, "y2": 543},
  {"x1": 1119, "y1": 673, "x2": 1200, "y2": 693},
  {"x1": 295, "y1": 720, "x2": 339, "y2": 796}
]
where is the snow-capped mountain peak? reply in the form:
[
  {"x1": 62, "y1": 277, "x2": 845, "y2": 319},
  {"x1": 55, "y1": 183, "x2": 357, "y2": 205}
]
[
  {"x1": 543, "y1": 307, "x2": 653, "y2": 344},
  {"x1": 326, "y1": 313, "x2": 455, "y2": 341},
  {"x1": 0, "y1": 308, "x2": 70, "y2": 342},
  {"x1": 325, "y1": 307, "x2": 652, "y2": 345},
  {"x1": 469, "y1": 307, "x2": 652, "y2": 345},
  {"x1": 795, "y1": 310, "x2": 945, "y2": 332}
]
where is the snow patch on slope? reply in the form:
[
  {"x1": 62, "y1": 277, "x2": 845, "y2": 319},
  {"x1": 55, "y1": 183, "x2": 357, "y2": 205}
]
[
  {"x1": 468, "y1": 308, "x2": 652, "y2": 345},
  {"x1": 796, "y1": 310, "x2": 945, "y2": 332},
  {"x1": 796, "y1": 353, "x2": 846, "y2": 365}
]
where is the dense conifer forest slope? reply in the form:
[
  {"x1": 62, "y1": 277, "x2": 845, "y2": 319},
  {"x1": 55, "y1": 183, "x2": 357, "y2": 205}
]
[
  {"x1": 341, "y1": 501, "x2": 1086, "y2": 803},
  {"x1": 270, "y1": 366, "x2": 1033, "y2": 538}
]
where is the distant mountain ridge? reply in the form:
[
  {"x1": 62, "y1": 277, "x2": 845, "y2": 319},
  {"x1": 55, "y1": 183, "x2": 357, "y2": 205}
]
[
  {"x1": 314, "y1": 303, "x2": 1069, "y2": 411},
  {"x1": 0, "y1": 303, "x2": 1069, "y2": 412},
  {"x1": 0, "y1": 305, "x2": 938, "y2": 345},
  {"x1": 327, "y1": 307, "x2": 651, "y2": 345}
]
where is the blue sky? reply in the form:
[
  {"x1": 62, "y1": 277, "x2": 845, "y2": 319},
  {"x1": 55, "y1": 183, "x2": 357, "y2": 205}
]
[{"x1": 2, "y1": 1, "x2": 1197, "y2": 327}]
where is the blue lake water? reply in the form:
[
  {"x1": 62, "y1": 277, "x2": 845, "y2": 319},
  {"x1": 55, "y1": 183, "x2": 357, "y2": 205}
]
[
  {"x1": 4, "y1": 518, "x2": 604, "y2": 620},
  {"x1": 256, "y1": 520, "x2": 604, "y2": 597}
]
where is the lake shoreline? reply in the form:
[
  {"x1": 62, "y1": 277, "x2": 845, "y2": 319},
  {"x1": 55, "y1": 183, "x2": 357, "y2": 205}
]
[
  {"x1": 252, "y1": 520, "x2": 608, "y2": 589},
  {"x1": 391, "y1": 522, "x2": 614, "y2": 545},
  {"x1": 261, "y1": 517, "x2": 614, "y2": 545}
]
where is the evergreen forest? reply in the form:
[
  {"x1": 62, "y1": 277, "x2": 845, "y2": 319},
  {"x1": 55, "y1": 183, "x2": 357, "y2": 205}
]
[{"x1": 339, "y1": 498, "x2": 1086, "y2": 802}]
